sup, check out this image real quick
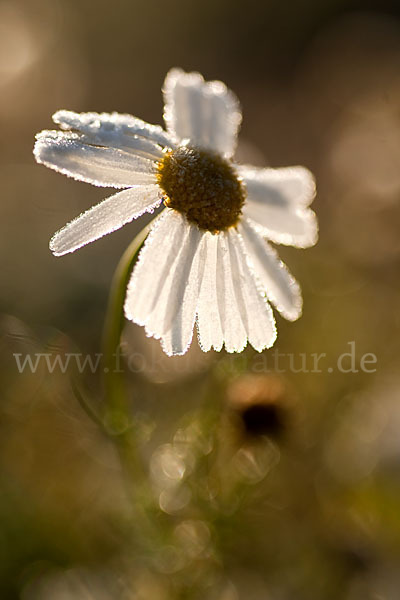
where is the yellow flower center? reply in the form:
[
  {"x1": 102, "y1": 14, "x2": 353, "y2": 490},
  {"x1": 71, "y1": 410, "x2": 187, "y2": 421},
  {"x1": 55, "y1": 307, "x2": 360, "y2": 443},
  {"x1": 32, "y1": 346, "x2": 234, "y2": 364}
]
[{"x1": 157, "y1": 146, "x2": 246, "y2": 233}]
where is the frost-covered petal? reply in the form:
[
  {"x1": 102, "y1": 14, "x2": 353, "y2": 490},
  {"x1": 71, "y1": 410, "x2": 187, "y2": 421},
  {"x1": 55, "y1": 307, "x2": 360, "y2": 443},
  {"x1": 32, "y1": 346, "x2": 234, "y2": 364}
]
[
  {"x1": 50, "y1": 185, "x2": 163, "y2": 256},
  {"x1": 238, "y1": 165, "x2": 318, "y2": 247},
  {"x1": 125, "y1": 210, "x2": 186, "y2": 326},
  {"x1": 53, "y1": 110, "x2": 175, "y2": 151},
  {"x1": 239, "y1": 219, "x2": 302, "y2": 321},
  {"x1": 196, "y1": 230, "x2": 276, "y2": 352},
  {"x1": 227, "y1": 229, "x2": 277, "y2": 350},
  {"x1": 125, "y1": 210, "x2": 206, "y2": 356},
  {"x1": 196, "y1": 233, "x2": 224, "y2": 352},
  {"x1": 34, "y1": 130, "x2": 158, "y2": 188},
  {"x1": 215, "y1": 232, "x2": 247, "y2": 353},
  {"x1": 159, "y1": 230, "x2": 206, "y2": 356},
  {"x1": 163, "y1": 68, "x2": 241, "y2": 158}
]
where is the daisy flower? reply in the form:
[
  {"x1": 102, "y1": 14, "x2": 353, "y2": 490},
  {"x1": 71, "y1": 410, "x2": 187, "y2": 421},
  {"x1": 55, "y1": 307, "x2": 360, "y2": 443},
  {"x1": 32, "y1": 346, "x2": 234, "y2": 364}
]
[{"x1": 34, "y1": 68, "x2": 318, "y2": 356}]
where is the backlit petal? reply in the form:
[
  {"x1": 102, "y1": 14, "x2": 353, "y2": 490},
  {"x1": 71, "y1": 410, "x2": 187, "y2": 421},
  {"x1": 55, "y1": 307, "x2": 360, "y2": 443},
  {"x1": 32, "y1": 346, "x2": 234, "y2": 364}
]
[
  {"x1": 239, "y1": 165, "x2": 318, "y2": 247},
  {"x1": 34, "y1": 130, "x2": 158, "y2": 188},
  {"x1": 239, "y1": 219, "x2": 302, "y2": 321},
  {"x1": 163, "y1": 68, "x2": 241, "y2": 158},
  {"x1": 196, "y1": 233, "x2": 224, "y2": 352},
  {"x1": 227, "y1": 228, "x2": 277, "y2": 350},
  {"x1": 50, "y1": 185, "x2": 163, "y2": 256},
  {"x1": 53, "y1": 110, "x2": 174, "y2": 151},
  {"x1": 125, "y1": 210, "x2": 206, "y2": 355},
  {"x1": 215, "y1": 231, "x2": 247, "y2": 352}
]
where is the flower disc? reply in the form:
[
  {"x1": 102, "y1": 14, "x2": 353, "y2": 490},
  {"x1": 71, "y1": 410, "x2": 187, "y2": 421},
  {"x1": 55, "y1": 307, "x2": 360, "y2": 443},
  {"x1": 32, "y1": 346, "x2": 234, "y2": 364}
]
[{"x1": 157, "y1": 146, "x2": 245, "y2": 232}]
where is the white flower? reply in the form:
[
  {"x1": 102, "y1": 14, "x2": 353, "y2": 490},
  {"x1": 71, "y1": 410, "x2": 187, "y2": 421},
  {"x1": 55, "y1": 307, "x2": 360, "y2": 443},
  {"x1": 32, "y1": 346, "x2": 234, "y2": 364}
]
[{"x1": 34, "y1": 68, "x2": 318, "y2": 356}]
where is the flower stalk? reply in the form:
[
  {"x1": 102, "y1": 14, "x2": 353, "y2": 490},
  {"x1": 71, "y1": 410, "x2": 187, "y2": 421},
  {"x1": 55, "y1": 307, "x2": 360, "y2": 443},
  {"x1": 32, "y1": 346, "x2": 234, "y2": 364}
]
[
  {"x1": 101, "y1": 218, "x2": 165, "y2": 545},
  {"x1": 101, "y1": 222, "x2": 150, "y2": 434}
]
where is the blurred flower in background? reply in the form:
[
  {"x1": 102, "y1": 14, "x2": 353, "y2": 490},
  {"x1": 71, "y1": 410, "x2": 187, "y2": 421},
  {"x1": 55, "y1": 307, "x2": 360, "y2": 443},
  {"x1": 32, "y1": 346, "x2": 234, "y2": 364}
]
[{"x1": 226, "y1": 374, "x2": 290, "y2": 440}]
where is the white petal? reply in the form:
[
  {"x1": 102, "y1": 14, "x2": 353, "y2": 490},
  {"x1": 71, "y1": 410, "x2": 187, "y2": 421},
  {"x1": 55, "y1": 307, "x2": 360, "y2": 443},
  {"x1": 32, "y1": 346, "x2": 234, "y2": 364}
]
[
  {"x1": 159, "y1": 230, "x2": 206, "y2": 356},
  {"x1": 196, "y1": 233, "x2": 224, "y2": 352},
  {"x1": 50, "y1": 185, "x2": 163, "y2": 256},
  {"x1": 227, "y1": 229, "x2": 277, "y2": 351},
  {"x1": 34, "y1": 130, "x2": 159, "y2": 188},
  {"x1": 125, "y1": 210, "x2": 205, "y2": 356},
  {"x1": 216, "y1": 231, "x2": 247, "y2": 353},
  {"x1": 197, "y1": 231, "x2": 276, "y2": 353},
  {"x1": 125, "y1": 210, "x2": 186, "y2": 325},
  {"x1": 53, "y1": 110, "x2": 175, "y2": 150},
  {"x1": 238, "y1": 165, "x2": 318, "y2": 247},
  {"x1": 163, "y1": 68, "x2": 242, "y2": 158},
  {"x1": 239, "y1": 219, "x2": 302, "y2": 321}
]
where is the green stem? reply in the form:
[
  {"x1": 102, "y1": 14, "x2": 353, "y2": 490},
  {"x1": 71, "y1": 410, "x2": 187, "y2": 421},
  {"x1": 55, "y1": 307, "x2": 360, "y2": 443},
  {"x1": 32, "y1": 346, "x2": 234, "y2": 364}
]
[
  {"x1": 100, "y1": 217, "x2": 165, "y2": 543},
  {"x1": 70, "y1": 216, "x2": 166, "y2": 551},
  {"x1": 101, "y1": 221, "x2": 152, "y2": 434}
]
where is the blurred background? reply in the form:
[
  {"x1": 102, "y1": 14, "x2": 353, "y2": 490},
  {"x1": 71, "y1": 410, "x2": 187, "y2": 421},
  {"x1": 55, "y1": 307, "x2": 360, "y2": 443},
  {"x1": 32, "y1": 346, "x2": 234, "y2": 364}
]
[{"x1": 1, "y1": 0, "x2": 400, "y2": 598}]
